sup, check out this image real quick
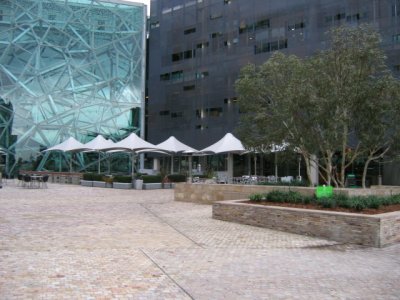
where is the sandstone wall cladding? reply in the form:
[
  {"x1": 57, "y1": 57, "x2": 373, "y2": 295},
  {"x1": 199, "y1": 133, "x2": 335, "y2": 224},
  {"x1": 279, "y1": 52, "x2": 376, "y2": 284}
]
[
  {"x1": 212, "y1": 200, "x2": 400, "y2": 247},
  {"x1": 175, "y1": 183, "x2": 400, "y2": 205}
]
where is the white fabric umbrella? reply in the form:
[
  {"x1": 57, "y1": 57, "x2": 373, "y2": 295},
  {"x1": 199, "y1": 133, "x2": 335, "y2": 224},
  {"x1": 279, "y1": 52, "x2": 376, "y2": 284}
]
[
  {"x1": 102, "y1": 133, "x2": 159, "y2": 178},
  {"x1": 157, "y1": 136, "x2": 198, "y2": 175},
  {"x1": 157, "y1": 136, "x2": 197, "y2": 154},
  {"x1": 199, "y1": 133, "x2": 246, "y2": 154},
  {"x1": 44, "y1": 137, "x2": 86, "y2": 152},
  {"x1": 199, "y1": 133, "x2": 246, "y2": 180},
  {"x1": 43, "y1": 137, "x2": 86, "y2": 172},
  {"x1": 82, "y1": 135, "x2": 115, "y2": 174}
]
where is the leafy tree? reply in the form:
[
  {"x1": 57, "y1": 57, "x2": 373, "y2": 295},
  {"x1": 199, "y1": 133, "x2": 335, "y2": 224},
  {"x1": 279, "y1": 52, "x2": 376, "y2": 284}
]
[{"x1": 235, "y1": 25, "x2": 400, "y2": 187}]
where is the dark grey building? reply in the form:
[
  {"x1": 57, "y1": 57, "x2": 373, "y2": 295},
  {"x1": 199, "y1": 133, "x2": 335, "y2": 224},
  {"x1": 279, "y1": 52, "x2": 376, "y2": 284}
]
[{"x1": 147, "y1": 0, "x2": 400, "y2": 149}]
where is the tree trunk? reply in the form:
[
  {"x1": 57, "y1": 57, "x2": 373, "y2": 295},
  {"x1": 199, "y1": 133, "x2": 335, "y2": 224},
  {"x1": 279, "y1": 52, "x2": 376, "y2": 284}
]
[
  {"x1": 302, "y1": 153, "x2": 313, "y2": 187},
  {"x1": 362, "y1": 157, "x2": 373, "y2": 189}
]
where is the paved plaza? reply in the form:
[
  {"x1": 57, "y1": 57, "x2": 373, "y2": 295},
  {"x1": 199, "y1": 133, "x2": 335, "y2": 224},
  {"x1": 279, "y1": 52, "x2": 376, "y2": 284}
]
[{"x1": 0, "y1": 182, "x2": 399, "y2": 299}]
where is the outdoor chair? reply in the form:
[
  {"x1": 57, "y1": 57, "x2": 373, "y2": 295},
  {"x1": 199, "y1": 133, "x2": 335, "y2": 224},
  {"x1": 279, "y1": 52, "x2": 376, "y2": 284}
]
[
  {"x1": 40, "y1": 175, "x2": 49, "y2": 188},
  {"x1": 23, "y1": 175, "x2": 32, "y2": 188},
  {"x1": 17, "y1": 174, "x2": 24, "y2": 186}
]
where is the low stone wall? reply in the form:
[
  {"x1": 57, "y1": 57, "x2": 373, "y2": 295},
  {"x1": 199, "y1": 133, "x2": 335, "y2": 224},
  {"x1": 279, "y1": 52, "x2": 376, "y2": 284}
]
[
  {"x1": 174, "y1": 183, "x2": 400, "y2": 205},
  {"x1": 212, "y1": 200, "x2": 400, "y2": 247}
]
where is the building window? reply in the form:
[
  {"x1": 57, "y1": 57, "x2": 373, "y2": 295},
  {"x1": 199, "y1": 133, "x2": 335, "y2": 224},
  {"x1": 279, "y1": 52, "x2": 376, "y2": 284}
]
[
  {"x1": 0, "y1": 10, "x2": 3, "y2": 21},
  {"x1": 255, "y1": 39, "x2": 287, "y2": 54},
  {"x1": 184, "y1": 27, "x2": 196, "y2": 35},
  {"x1": 211, "y1": 32, "x2": 222, "y2": 38},
  {"x1": 197, "y1": 41, "x2": 209, "y2": 48},
  {"x1": 171, "y1": 112, "x2": 183, "y2": 118},
  {"x1": 184, "y1": 49, "x2": 195, "y2": 59},
  {"x1": 206, "y1": 107, "x2": 223, "y2": 117},
  {"x1": 150, "y1": 21, "x2": 160, "y2": 29},
  {"x1": 159, "y1": 110, "x2": 170, "y2": 116},
  {"x1": 171, "y1": 70, "x2": 183, "y2": 81},
  {"x1": 195, "y1": 71, "x2": 209, "y2": 79},
  {"x1": 288, "y1": 22, "x2": 305, "y2": 31},
  {"x1": 160, "y1": 73, "x2": 170, "y2": 81},
  {"x1": 346, "y1": 13, "x2": 360, "y2": 23},
  {"x1": 255, "y1": 19, "x2": 270, "y2": 30},
  {"x1": 183, "y1": 85, "x2": 195, "y2": 91},
  {"x1": 393, "y1": 34, "x2": 400, "y2": 43},
  {"x1": 394, "y1": 64, "x2": 400, "y2": 72},
  {"x1": 224, "y1": 0, "x2": 232, "y2": 4},
  {"x1": 172, "y1": 52, "x2": 183, "y2": 62}
]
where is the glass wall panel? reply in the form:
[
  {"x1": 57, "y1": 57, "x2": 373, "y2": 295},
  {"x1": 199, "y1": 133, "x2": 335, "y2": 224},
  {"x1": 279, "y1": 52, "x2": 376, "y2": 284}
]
[{"x1": 0, "y1": 0, "x2": 146, "y2": 175}]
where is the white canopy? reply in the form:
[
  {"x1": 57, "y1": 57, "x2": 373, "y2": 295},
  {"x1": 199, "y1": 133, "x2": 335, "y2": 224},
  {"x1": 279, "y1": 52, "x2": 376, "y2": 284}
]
[
  {"x1": 156, "y1": 136, "x2": 197, "y2": 154},
  {"x1": 82, "y1": 135, "x2": 114, "y2": 151},
  {"x1": 200, "y1": 133, "x2": 246, "y2": 154},
  {"x1": 103, "y1": 132, "x2": 158, "y2": 152},
  {"x1": 43, "y1": 137, "x2": 85, "y2": 152}
]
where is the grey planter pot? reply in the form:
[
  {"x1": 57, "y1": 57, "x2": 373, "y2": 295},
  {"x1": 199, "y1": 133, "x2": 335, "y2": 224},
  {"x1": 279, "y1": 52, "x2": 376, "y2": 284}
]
[
  {"x1": 135, "y1": 179, "x2": 143, "y2": 190},
  {"x1": 113, "y1": 182, "x2": 132, "y2": 189},
  {"x1": 80, "y1": 180, "x2": 93, "y2": 187},
  {"x1": 92, "y1": 181, "x2": 106, "y2": 188}
]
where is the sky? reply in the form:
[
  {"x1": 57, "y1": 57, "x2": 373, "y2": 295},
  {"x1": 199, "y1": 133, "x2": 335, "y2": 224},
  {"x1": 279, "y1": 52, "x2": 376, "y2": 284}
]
[{"x1": 125, "y1": 0, "x2": 151, "y2": 15}]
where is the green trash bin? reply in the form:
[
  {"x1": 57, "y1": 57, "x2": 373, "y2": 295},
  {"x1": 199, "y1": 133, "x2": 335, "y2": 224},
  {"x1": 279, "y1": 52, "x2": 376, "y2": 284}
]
[{"x1": 315, "y1": 185, "x2": 333, "y2": 198}]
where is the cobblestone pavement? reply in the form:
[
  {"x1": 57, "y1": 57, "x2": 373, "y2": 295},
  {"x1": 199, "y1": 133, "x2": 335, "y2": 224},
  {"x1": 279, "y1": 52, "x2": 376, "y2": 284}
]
[{"x1": 0, "y1": 182, "x2": 399, "y2": 299}]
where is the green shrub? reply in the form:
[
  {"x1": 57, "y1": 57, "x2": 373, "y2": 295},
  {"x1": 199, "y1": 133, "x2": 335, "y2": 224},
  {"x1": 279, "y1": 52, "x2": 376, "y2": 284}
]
[
  {"x1": 249, "y1": 193, "x2": 263, "y2": 201},
  {"x1": 332, "y1": 193, "x2": 349, "y2": 208},
  {"x1": 82, "y1": 173, "x2": 95, "y2": 181},
  {"x1": 364, "y1": 196, "x2": 381, "y2": 209},
  {"x1": 141, "y1": 175, "x2": 162, "y2": 183},
  {"x1": 316, "y1": 197, "x2": 336, "y2": 208},
  {"x1": 286, "y1": 191, "x2": 304, "y2": 204},
  {"x1": 266, "y1": 191, "x2": 288, "y2": 203},
  {"x1": 91, "y1": 173, "x2": 104, "y2": 181},
  {"x1": 347, "y1": 197, "x2": 367, "y2": 211},
  {"x1": 167, "y1": 174, "x2": 186, "y2": 182},
  {"x1": 113, "y1": 175, "x2": 132, "y2": 183}
]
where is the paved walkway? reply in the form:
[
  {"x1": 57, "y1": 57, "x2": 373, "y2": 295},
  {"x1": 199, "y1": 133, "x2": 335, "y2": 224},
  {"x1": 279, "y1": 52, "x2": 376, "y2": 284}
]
[{"x1": 0, "y1": 182, "x2": 399, "y2": 299}]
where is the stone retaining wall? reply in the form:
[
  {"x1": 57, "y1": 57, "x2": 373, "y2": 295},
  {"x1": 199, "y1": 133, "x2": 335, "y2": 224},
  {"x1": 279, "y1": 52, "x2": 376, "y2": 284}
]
[
  {"x1": 212, "y1": 200, "x2": 400, "y2": 247},
  {"x1": 175, "y1": 183, "x2": 400, "y2": 204}
]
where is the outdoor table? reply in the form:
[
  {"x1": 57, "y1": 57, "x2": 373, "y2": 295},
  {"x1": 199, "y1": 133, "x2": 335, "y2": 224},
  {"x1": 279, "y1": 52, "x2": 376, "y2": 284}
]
[{"x1": 29, "y1": 175, "x2": 44, "y2": 188}]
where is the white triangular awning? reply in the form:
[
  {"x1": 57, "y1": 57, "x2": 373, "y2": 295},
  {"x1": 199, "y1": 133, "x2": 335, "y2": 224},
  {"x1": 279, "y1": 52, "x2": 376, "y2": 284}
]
[
  {"x1": 156, "y1": 136, "x2": 198, "y2": 154},
  {"x1": 43, "y1": 137, "x2": 86, "y2": 152},
  {"x1": 102, "y1": 132, "x2": 158, "y2": 152},
  {"x1": 82, "y1": 135, "x2": 115, "y2": 151},
  {"x1": 200, "y1": 133, "x2": 246, "y2": 154}
]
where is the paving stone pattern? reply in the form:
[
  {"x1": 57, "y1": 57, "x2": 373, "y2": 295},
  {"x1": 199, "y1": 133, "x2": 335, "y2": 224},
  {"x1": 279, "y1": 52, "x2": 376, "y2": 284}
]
[{"x1": 0, "y1": 182, "x2": 399, "y2": 299}]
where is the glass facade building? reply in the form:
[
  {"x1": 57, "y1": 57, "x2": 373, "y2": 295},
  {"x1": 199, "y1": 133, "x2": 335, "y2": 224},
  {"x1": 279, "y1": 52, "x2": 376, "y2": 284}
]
[
  {"x1": 0, "y1": 0, "x2": 146, "y2": 175},
  {"x1": 148, "y1": 0, "x2": 400, "y2": 149}
]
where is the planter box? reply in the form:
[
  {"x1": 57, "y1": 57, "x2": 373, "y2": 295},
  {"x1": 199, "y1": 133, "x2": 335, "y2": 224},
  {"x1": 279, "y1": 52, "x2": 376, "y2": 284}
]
[
  {"x1": 92, "y1": 181, "x2": 106, "y2": 188},
  {"x1": 143, "y1": 183, "x2": 162, "y2": 190},
  {"x1": 212, "y1": 200, "x2": 400, "y2": 248},
  {"x1": 113, "y1": 182, "x2": 132, "y2": 189},
  {"x1": 162, "y1": 183, "x2": 175, "y2": 189},
  {"x1": 80, "y1": 180, "x2": 93, "y2": 187}
]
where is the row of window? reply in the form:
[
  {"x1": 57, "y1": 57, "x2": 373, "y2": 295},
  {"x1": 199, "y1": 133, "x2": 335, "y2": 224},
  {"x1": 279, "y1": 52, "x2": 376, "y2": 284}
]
[
  {"x1": 160, "y1": 70, "x2": 209, "y2": 82},
  {"x1": 254, "y1": 39, "x2": 288, "y2": 54},
  {"x1": 162, "y1": 0, "x2": 202, "y2": 15},
  {"x1": 325, "y1": 12, "x2": 363, "y2": 24},
  {"x1": 239, "y1": 18, "x2": 270, "y2": 34},
  {"x1": 158, "y1": 106, "x2": 223, "y2": 118},
  {"x1": 172, "y1": 49, "x2": 196, "y2": 62}
]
